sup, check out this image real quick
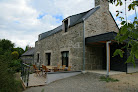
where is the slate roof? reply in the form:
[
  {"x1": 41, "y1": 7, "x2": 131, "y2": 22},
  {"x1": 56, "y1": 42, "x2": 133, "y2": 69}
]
[
  {"x1": 39, "y1": 6, "x2": 100, "y2": 40},
  {"x1": 85, "y1": 32, "x2": 117, "y2": 44},
  {"x1": 22, "y1": 48, "x2": 35, "y2": 56}
]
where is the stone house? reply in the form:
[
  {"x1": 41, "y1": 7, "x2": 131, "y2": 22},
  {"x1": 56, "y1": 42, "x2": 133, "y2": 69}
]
[
  {"x1": 21, "y1": 48, "x2": 35, "y2": 65},
  {"x1": 34, "y1": 0, "x2": 128, "y2": 72}
]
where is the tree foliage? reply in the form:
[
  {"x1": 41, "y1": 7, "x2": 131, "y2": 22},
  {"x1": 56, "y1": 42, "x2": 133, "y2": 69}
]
[
  {"x1": 11, "y1": 51, "x2": 19, "y2": 60},
  {"x1": 0, "y1": 52, "x2": 20, "y2": 92},
  {"x1": 0, "y1": 39, "x2": 24, "y2": 91},
  {"x1": 109, "y1": 0, "x2": 138, "y2": 66},
  {"x1": 25, "y1": 45, "x2": 29, "y2": 52},
  {"x1": 0, "y1": 39, "x2": 14, "y2": 55},
  {"x1": 13, "y1": 47, "x2": 24, "y2": 57}
]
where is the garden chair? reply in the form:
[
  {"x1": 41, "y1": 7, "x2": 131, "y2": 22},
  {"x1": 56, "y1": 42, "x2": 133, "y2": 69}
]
[
  {"x1": 57, "y1": 64, "x2": 62, "y2": 71},
  {"x1": 54, "y1": 67, "x2": 58, "y2": 72},
  {"x1": 33, "y1": 65, "x2": 41, "y2": 76},
  {"x1": 68, "y1": 66, "x2": 71, "y2": 71},
  {"x1": 42, "y1": 65, "x2": 45, "y2": 75},
  {"x1": 62, "y1": 65, "x2": 66, "y2": 71},
  {"x1": 43, "y1": 65, "x2": 51, "y2": 74}
]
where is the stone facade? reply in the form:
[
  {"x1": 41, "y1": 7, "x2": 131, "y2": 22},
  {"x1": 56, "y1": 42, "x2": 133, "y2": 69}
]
[
  {"x1": 85, "y1": 0, "x2": 118, "y2": 37},
  {"x1": 21, "y1": 56, "x2": 34, "y2": 65},
  {"x1": 35, "y1": 23, "x2": 84, "y2": 71},
  {"x1": 84, "y1": 0, "x2": 119, "y2": 70},
  {"x1": 85, "y1": 45, "x2": 104, "y2": 70},
  {"x1": 35, "y1": 0, "x2": 119, "y2": 71}
]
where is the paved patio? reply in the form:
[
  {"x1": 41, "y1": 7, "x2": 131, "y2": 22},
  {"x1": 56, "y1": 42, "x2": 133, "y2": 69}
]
[{"x1": 23, "y1": 73, "x2": 46, "y2": 87}]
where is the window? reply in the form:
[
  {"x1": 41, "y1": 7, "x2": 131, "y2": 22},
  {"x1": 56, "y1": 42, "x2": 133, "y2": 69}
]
[
  {"x1": 46, "y1": 53, "x2": 51, "y2": 66},
  {"x1": 64, "y1": 19, "x2": 68, "y2": 32},
  {"x1": 37, "y1": 53, "x2": 39, "y2": 62},
  {"x1": 61, "y1": 51, "x2": 69, "y2": 67},
  {"x1": 62, "y1": 18, "x2": 70, "y2": 32}
]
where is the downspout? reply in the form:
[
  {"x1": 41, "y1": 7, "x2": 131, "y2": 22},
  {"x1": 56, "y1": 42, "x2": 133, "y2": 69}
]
[
  {"x1": 83, "y1": 18, "x2": 86, "y2": 71},
  {"x1": 106, "y1": 41, "x2": 111, "y2": 77}
]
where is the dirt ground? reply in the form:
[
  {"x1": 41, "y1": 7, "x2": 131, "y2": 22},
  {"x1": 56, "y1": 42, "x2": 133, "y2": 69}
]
[
  {"x1": 23, "y1": 72, "x2": 138, "y2": 92},
  {"x1": 106, "y1": 73, "x2": 138, "y2": 92}
]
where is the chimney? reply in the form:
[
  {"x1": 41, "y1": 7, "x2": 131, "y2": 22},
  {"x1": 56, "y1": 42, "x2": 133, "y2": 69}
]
[
  {"x1": 95, "y1": 0, "x2": 109, "y2": 10},
  {"x1": 95, "y1": 0, "x2": 100, "y2": 6}
]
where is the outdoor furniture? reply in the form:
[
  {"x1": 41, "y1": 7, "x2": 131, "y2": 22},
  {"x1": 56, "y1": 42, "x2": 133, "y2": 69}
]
[
  {"x1": 53, "y1": 67, "x2": 58, "y2": 72},
  {"x1": 57, "y1": 65, "x2": 63, "y2": 71},
  {"x1": 47, "y1": 66, "x2": 56, "y2": 72},
  {"x1": 43, "y1": 65, "x2": 51, "y2": 73},
  {"x1": 42, "y1": 65, "x2": 46, "y2": 75},
  {"x1": 33, "y1": 65, "x2": 41, "y2": 76},
  {"x1": 68, "y1": 66, "x2": 71, "y2": 71},
  {"x1": 62, "y1": 65, "x2": 66, "y2": 71}
]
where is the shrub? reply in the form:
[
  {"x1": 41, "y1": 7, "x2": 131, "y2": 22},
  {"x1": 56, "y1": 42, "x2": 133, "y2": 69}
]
[
  {"x1": 0, "y1": 56, "x2": 19, "y2": 92},
  {"x1": 10, "y1": 59, "x2": 21, "y2": 72},
  {"x1": 11, "y1": 51, "x2": 19, "y2": 60}
]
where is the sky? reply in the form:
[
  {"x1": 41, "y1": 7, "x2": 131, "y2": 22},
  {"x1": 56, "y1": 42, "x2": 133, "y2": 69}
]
[{"x1": 0, "y1": 0, "x2": 137, "y2": 49}]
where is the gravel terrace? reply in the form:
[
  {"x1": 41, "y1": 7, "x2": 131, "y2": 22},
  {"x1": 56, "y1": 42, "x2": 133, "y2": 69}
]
[{"x1": 23, "y1": 73, "x2": 138, "y2": 92}]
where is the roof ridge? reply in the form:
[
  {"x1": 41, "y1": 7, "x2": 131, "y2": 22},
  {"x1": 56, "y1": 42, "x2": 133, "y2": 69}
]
[{"x1": 66, "y1": 5, "x2": 100, "y2": 19}]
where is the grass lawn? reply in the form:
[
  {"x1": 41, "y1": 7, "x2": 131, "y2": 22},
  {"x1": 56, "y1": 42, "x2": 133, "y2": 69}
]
[{"x1": 100, "y1": 76, "x2": 119, "y2": 82}]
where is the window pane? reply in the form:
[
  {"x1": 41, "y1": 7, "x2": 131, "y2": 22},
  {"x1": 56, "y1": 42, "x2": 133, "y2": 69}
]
[
  {"x1": 62, "y1": 51, "x2": 69, "y2": 67},
  {"x1": 63, "y1": 53, "x2": 66, "y2": 57},
  {"x1": 66, "y1": 52, "x2": 69, "y2": 57}
]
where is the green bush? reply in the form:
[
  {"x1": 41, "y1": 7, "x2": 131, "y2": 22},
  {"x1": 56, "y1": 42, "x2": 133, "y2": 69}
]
[
  {"x1": 11, "y1": 51, "x2": 19, "y2": 60},
  {"x1": 0, "y1": 56, "x2": 19, "y2": 92},
  {"x1": 10, "y1": 59, "x2": 21, "y2": 72},
  {"x1": 0, "y1": 39, "x2": 24, "y2": 92}
]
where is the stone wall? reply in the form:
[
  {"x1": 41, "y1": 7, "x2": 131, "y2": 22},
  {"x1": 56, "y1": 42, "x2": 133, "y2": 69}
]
[
  {"x1": 21, "y1": 56, "x2": 34, "y2": 65},
  {"x1": 35, "y1": 23, "x2": 84, "y2": 71},
  {"x1": 85, "y1": 45, "x2": 104, "y2": 70},
  {"x1": 84, "y1": 0, "x2": 119, "y2": 70},
  {"x1": 85, "y1": 1, "x2": 118, "y2": 38}
]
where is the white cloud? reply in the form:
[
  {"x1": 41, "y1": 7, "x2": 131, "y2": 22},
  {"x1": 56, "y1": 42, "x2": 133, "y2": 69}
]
[
  {"x1": 0, "y1": 0, "x2": 61, "y2": 49},
  {"x1": 31, "y1": 0, "x2": 94, "y2": 18},
  {"x1": 0, "y1": 0, "x2": 137, "y2": 49}
]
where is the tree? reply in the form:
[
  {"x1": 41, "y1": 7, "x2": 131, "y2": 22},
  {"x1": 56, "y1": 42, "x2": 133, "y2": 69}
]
[
  {"x1": 109, "y1": 0, "x2": 138, "y2": 66},
  {"x1": 0, "y1": 39, "x2": 14, "y2": 55},
  {"x1": 0, "y1": 39, "x2": 23, "y2": 91},
  {"x1": 0, "y1": 54, "x2": 21, "y2": 92},
  {"x1": 11, "y1": 51, "x2": 19, "y2": 60},
  {"x1": 25, "y1": 45, "x2": 29, "y2": 52},
  {"x1": 13, "y1": 47, "x2": 25, "y2": 57}
]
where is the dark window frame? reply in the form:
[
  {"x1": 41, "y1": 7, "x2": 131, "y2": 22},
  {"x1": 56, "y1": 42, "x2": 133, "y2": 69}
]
[
  {"x1": 64, "y1": 19, "x2": 68, "y2": 32},
  {"x1": 46, "y1": 53, "x2": 51, "y2": 66},
  {"x1": 61, "y1": 51, "x2": 69, "y2": 67},
  {"x1": 37, "y1": 53, "x2": 39, "y2": 63}
]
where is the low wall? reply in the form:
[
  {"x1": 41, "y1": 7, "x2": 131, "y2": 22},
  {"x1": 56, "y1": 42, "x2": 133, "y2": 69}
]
[{"x1": 45, "y1": 71, "x2": 82, "y2": 84}]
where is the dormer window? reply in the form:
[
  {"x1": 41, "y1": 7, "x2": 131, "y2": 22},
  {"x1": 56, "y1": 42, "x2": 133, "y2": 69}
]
[
  {"x1": 38, "y1": 35, "x2": 41, "y2": 40},
  {"x1": 64, "y1": 19, "x2": 68, "y2": 32},
  {"x1": 62, "y1": 18, "x2": 70, "y2": 32}
]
